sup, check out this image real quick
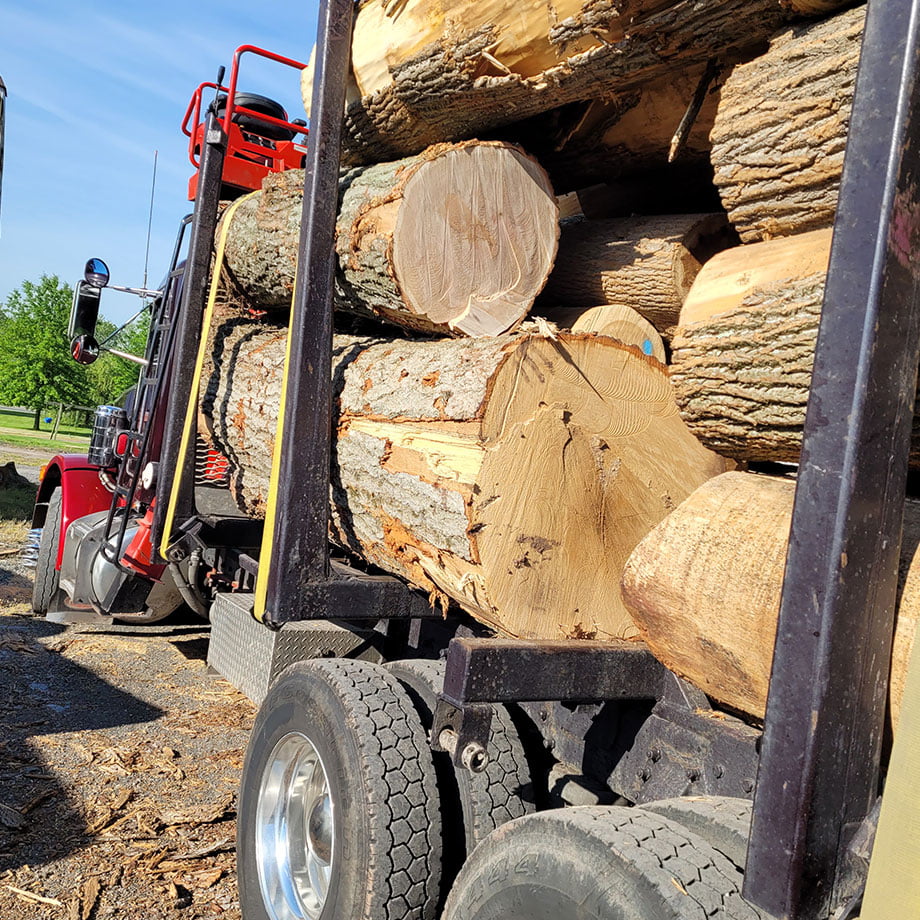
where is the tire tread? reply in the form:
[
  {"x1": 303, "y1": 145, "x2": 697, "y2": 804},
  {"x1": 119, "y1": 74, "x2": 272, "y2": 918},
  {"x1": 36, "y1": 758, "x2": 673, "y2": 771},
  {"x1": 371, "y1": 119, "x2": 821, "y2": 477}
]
[
  {"x1": 445, "y1": 805, "x2": 765, "y2": 920},
  {"x1": 297, "y1": 659, "x2": 441, "y2": 920},
  {"x1": 388, "y1": 658, "x2": 533, "y2": 847},
  {"x1": 31, "y1": 491, "x2": 61, "y2": 615}
]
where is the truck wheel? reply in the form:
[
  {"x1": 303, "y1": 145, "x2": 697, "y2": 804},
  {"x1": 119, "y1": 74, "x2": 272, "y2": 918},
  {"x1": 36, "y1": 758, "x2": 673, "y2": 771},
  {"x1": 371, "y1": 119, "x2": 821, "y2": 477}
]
[
  {"x1": 387, "y1": 659, "x2": 535, "y2": 857},
  {"x1": 237, "y1": 659, "x2": 442, "y2": 920},
  {"x1": 642, "y1": 796, "x2": 753, "y2": 869},
  {"x1": 443, "y1": 806, "x2": 765, "y2": 920},
  {"x1": 32, "y1": 490, "x2": 62, "y2": 615}
]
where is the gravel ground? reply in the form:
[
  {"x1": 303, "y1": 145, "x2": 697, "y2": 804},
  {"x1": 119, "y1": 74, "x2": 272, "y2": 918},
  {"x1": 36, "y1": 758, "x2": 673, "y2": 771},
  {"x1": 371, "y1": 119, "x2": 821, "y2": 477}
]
[{"x1": 0, "y1": 520, "x2": 254, "y2": 920}]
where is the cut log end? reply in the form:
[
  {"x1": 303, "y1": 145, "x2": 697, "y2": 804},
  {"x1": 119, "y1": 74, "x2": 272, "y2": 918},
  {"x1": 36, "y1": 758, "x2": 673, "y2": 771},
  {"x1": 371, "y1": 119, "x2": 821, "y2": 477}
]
[
  {"x1": 390, "y1": 143, "x2": 560, "y2": 336},
  {"x1": 622, "y1": 471, "x2": 919, "y2": 733},
  {"x1": 471, "y1": 334, "x2": 728, "y2": 640},
  {"x1": 535, "y1": 304, "x2": 667, "y2": 363}
]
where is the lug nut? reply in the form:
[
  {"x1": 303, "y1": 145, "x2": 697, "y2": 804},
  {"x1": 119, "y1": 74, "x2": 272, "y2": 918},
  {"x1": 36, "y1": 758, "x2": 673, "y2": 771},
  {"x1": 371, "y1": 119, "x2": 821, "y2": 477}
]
[{"x1": 461, "y1": 743, "x2": 489, "y2": 774}]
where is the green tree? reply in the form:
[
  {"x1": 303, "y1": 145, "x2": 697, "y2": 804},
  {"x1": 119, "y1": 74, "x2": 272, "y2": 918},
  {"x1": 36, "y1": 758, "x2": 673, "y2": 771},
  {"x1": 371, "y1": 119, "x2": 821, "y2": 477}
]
[
  {"x1": 0, "y1": 275, "x2": 92, "y2": 428},
  {"x1": 86, "y1": 310, "x2": 151, "y2": 406}
]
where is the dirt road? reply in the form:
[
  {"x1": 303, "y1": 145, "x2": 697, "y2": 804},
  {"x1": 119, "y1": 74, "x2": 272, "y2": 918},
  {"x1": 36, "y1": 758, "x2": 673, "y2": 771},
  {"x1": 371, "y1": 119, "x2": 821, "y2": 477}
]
[{"x1": 0, "y1": 571, "x2": 253, "y2": 918}]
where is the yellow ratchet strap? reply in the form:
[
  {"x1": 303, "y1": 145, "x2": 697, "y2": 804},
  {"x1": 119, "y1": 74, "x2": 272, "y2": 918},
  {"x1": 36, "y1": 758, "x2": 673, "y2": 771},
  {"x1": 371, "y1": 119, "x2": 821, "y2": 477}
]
[
  {"x1": 859, "y1": 635, "x2": 920, "y2": 919},
  {"x1": 160, "y1": 190, "x2": 259, "y2": 557},
  {"x1": 252, "y1": 282, "x2": 297, "y2": 622}
]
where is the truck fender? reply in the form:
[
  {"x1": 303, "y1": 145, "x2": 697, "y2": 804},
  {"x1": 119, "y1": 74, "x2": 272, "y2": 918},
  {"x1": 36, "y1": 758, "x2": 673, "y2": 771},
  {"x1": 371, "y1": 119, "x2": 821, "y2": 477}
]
[{"x1": 31, "y1": 454, "x2": 113, "y2": 568}]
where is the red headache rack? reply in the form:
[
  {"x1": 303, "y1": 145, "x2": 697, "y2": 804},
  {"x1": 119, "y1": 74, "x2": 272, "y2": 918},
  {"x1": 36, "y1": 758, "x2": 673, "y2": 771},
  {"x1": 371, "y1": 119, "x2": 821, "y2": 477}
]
[{"x1": 181, "y1": 45, "x2": 309, "y2": 200}]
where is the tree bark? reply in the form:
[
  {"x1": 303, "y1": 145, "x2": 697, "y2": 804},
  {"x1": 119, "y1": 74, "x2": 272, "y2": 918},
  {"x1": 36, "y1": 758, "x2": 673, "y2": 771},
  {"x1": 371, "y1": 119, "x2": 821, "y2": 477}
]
[
  {"x1": 621, "y1": 471, "x2": 919, "y2": 733},
  {"x1": 202, "y1": 318, "x2": 727, "y2": 641},
  {"x1": 539, "y1": 214, "x2": 735, "y2": 331},
  {"x1": 345, "y1": 0, "x2": 671, "y2": 101},
  {"x1": 535, "y1": 304, "x2": 666, "y2": 363},
  {"x1": 670, "y1": 276, "x2": 826, "y2": 463},
  {"x1": 316, "y1": 0, "x2": 813, "y2": 167},
  {"x1": 669, "y1": 230, "x2": 824, "y2": 464},
  {"x1": 670, "y1": 232, "x2": 920, "y2": 466},
  {"x1": 221, "y1": 141, "x2": 559, "y2": 337},
  {"x1": 677, "y1": 228, "x2": 832, "y2": 326},
  {"x1": 515, "y1": 66, "x2": 722, "y2": 193},
  {"x1": 711, "y1": 5, "x2": 864, "y2": 242}
]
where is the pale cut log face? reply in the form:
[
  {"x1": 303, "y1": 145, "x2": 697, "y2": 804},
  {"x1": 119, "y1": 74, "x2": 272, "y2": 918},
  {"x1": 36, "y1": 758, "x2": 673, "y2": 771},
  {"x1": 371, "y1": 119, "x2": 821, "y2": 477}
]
[
  {"x1": 392, "y1": 145, "x2": 559, "y2": 336},
  {"x1": 472, "y1": 335, "x2": 726, "y2": 640},
  {"x1": 622, "y1": 473, "x2": 919, "y2": 732},
  {"x1": 537, "y1": 304, "x2": 667, "y2": 363}
]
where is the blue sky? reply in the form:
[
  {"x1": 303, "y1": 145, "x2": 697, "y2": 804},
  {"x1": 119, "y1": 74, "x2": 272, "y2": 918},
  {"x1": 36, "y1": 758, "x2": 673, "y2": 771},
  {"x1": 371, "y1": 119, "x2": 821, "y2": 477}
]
[{"x1": 0, "y1": 0, "x2": 319, "y2": 323}]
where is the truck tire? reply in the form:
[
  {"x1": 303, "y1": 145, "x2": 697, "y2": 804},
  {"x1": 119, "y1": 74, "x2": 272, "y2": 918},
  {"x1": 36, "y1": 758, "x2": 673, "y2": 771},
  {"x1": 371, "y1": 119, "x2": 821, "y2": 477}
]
[
  {"x1": 237, "y1": 658, "x2": 442, "y2": 920},
  {"x1": 31, "y1": 490, "x2": 62, "y2": 615},
  {"x1": 443, "y1": 806, "x2": 766, "y2": 920},
  {"x1": 388, "y1": 659, "x2": 534, "y2": 882},
  {"x1": 642, "y1": 796, "x2": 753, "y2": 869}
]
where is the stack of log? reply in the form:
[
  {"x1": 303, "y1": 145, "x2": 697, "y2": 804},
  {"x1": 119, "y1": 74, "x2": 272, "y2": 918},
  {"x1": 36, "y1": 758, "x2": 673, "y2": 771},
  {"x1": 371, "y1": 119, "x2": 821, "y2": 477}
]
[
  {"x1": 203, "y1": 0, "x2": 916, "y2": 720},
  {"x1": 616, "y1": 0, "x2": 915, "y2": 735},
  {"x1": 205, "y1": 135, "x2": 730, "y2": 641}
]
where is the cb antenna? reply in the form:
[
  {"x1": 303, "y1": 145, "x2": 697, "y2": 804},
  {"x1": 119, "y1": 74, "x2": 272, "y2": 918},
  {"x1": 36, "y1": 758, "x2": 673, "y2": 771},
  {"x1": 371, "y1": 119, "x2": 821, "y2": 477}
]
[{"x1": 142, "y1": 149, "x2": 158, "y2": 299}]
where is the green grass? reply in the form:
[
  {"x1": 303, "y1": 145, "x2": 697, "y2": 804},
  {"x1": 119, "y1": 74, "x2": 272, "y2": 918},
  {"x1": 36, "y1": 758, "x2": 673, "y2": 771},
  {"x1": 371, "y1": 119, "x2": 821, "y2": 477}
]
[
  {"x1": 0, "y1": 408, "x2": 91, "y2": 439},
  {"x1": 0, "y1": 432, "x2": 90, "y2": 452}
]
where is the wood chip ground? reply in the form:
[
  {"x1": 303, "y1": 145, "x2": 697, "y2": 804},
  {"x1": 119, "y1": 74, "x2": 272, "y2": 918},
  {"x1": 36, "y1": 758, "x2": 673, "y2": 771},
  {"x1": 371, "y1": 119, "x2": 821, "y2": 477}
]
[{"x1": 0, "y1": 529, "x2": 253, "y2": 920}]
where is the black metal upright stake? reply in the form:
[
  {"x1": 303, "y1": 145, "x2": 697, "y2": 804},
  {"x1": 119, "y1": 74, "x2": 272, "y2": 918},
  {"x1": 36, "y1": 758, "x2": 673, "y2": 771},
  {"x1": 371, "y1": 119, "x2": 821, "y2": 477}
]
[
  {"x1": 744, "y1": 1, "x2": 920, "y2": 917},
  {"x1": 262, "y1": 0, "x2": 354, "y2": 622},
  {"x1": 153, "y1": 114, "x2": 227, "y2": 559}
]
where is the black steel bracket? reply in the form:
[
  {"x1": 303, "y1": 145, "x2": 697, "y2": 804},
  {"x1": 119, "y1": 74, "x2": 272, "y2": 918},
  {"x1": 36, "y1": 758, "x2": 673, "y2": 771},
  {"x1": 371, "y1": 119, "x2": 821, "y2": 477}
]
[
  {"x1": 440, "y1": 637, "x2": 665, "y2": 705},
  {"x1": 745, "y1": 1, "x2": 920, "y2": 917},
  {"x1": 260, "y1": 0, "x2": 355, "y2": 623},
  {"x1": 432, "y1": 637, "x2": 666, "y2": 770},
  {"x1": 606, "y1": 673, "x2": 761, "y2": 804},
  {"x1": 262, "y1": 560, "x2": 442, "y2": 628}
]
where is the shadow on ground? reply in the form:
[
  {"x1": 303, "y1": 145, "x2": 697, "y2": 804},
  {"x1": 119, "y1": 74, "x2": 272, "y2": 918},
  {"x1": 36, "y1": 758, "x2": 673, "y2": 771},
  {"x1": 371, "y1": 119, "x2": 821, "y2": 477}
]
[{"x1": 0, "y1": 615, "x2": 164, "y2": 874}]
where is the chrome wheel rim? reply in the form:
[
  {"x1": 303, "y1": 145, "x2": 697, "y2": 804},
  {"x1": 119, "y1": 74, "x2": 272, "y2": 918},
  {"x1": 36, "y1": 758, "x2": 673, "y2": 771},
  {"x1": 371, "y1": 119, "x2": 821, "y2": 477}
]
[{"x1": 256, "y1": 731, "x2": 334, "y2": 920}]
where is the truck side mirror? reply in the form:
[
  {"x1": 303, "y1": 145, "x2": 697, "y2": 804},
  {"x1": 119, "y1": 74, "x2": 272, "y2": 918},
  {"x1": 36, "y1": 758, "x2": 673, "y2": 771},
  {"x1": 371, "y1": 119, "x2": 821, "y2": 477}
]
[
  {"x1": 69, "y1": 280, "x2": 101, "y2": 340},
  {"x1": 84, "y1": 258, "x2": 110, "y2": 287},
  {"x1": 70, "y1": 334, "x2": 100, "y2": 365}
]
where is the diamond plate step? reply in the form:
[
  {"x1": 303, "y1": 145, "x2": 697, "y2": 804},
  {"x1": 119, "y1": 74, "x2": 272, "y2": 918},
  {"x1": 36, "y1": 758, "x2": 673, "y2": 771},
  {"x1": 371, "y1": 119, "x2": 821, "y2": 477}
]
[{"x1": 207, "y1": 592, "x2": 386, "y2": 705}]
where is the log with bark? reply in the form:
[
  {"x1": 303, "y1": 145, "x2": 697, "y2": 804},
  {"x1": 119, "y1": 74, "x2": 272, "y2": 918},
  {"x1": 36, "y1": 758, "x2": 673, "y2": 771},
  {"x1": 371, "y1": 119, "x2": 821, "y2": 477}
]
[
  {"x1": 202, "y1": 318, "x2": 728, "y2": 640},
  {"x1": 621, "y1": 471, "x2": 919, "y2": 733},
  {"x1": 711, "y1": 5, "x2": 865, "y2": 242},
  {"x1": 536, "y1": 304, "x2": 666, "y2": 363},
  {"x1": 671, "y1": 230, "x2": 814, "y2": 462},
  {"x1": 221, "y1": 141, "x2": 559, "y2": 337},
  {"x1": 306, "y1": 0, "x2": 836, "y2": 168},
  {"x1": 539, "y1": 214, "x2": 735, "y2": 332},
  {"x1": 670, "y1": 230, "x2": 920, "y2": 467},
  {"x1": 338, "y1": 0, "x2": 856, "y2": 104},
  {"x1": 513, "y1": 66, "x2": 721, "y2": 194},
  {"x1": 677, "y1": 228, "x2": 832, "y2": 326}
]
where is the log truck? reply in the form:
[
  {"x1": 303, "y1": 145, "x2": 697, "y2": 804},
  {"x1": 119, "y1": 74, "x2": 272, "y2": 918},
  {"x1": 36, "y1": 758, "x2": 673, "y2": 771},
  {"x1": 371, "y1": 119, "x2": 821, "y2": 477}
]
[{"x1": 26, "y1": 2, "x2": 920, "y2": 919}]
